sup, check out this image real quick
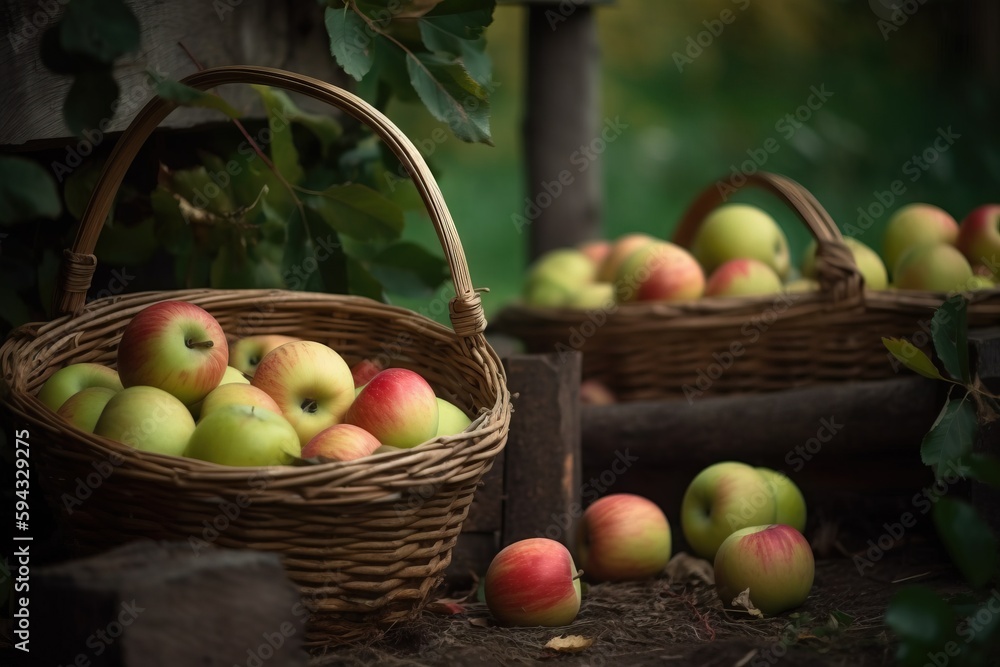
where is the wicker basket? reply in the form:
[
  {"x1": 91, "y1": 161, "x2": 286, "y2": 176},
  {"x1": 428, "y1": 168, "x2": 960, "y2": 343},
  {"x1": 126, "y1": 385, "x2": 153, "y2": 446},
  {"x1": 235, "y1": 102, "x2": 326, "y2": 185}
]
[
  {"x1": 493, "y1": 171, "x2": 1000, "y2": 402},
  {"x1": 0, "y1": 66, "x2": 511, "y2": 647}
]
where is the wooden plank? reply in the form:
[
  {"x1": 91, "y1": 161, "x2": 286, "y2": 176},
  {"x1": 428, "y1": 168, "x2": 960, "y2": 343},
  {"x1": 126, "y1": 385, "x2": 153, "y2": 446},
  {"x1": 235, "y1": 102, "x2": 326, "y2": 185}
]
[
  {"x1": 446, "y1": 532, "x2": 498, "y2": 589},
  {"x1": 500, "y1": 351, "x2": 582, "y2": 551},
  {"x1": 33, "y1": 540, "x2": 307, "y2": 667},
  {"x1": 969, "y1": 328, "x2": 1000, "y2": 539},
  {"x1": 461, "y1": 447, "x2": 505, "y2": 533},
  {"x1": 1, "y1": 0, "x2": 350, "y2": 147},
  {"x1": 522, "y1": 4, "x2": 602, "y2": 260}
]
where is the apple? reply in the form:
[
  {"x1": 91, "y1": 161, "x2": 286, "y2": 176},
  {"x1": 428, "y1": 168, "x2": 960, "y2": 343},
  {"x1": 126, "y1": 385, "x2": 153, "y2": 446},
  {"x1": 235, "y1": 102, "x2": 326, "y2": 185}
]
[
  {"x1": 783, "y1": 278, "x2": 819, "y2": 293},
  {"x1": 523, "y1": 248, "x2": 596, "y2": 308},
  {"x1": 713, "y1": 524, "x2": 815, "y2": 615},
  {"x1": 94, "y1": 385, "x2": 196, "y2": 457},
  {"x1": 484, "y1": 538, "x2": 582, "y2": 627},
  {"x1": 801, "y1": 238, "x2": 888, "y2": 290},
  {"x1": 881, "y1": 203, "x2": 959, "y2": 277},
  {"x1": 56, "y1": 386, "x2": 118, "y2": 433},
  {"x1": 966, "y1": 275, "x2": 996, "y2": 291},
  {"x1": 756, "y1": 468, "x2": 807, "y2": 533},
  {"x1": 199, "y1": 383, "x2": 282, "y2": 420},
  {"x1": 230, "y1": 334, "x2": 300, "y2": 377},
  {"x1": 956, "y1": 204, "x2": 1000, "y2": 279},
  {"x1": 680, "y1": 461, "x2": 777, "y2": 560},
  {"x1": 691, "y1": 204, "x2": 791, "y2": 278},
  {"x1": 577, "y1": 239, "x2": 612, "y2": 267},
  {"x1": 350, "y1": 358, "x2": 385, "y2": 388},
  {"x1": 704, "y1": 258, "x2": 783, "y2": 298},
  {"x1": 116, "y1": 301, "x2": 228, "y2": 406},
  {"x1": 576, "y1": 493, "x2": 672, "y2": 582},
  {"x1": 580, "y1": 378, "x2": 616, "y2": 406},
  {"x1": 301, "y1": 423, "x2": 381, "y2": 462},
  {"x1": 37, "y1": 363, "x2": 123, "y2": 412},
  {"x1": 251, "y1": 340, "x2": 355, "y2": 447},
  {"x1": 566, "y1": 282, "x2": 615, "y2": 309},
  {"x1": 893, "y1": 243, "x2": 973, "y2": 292},
  {"x1": 220, "y1": 366, "x2": 251, "y2": 385},
  {"x1": 344, "y1": 368, "x2": 439, "y2": 448},
  {"x1": 434, "y1": 397, "x2": 472, "y2": 437},
  {"x1": 615, "y1": 241, "x2": 705, "y2": 302},
  {"x1": 185, "y1": 404, "x2": 301, "y2": 467},
  {"x1": 597, "y1": 233, "x2": 656, "y2": 283}
]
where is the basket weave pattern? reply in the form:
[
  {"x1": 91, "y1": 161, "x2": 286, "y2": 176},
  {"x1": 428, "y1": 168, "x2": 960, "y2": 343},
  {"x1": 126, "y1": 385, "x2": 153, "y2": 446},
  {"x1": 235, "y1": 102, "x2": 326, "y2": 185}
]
[{"x1": 0, "y1": 67, "x2": 511, "y2": 646}]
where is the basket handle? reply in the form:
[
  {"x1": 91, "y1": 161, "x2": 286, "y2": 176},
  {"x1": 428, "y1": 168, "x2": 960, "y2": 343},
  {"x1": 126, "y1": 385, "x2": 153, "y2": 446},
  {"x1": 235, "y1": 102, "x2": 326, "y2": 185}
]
[
  {"x1": 55, "y1": 65, "x2": 486, "y2": 338},
  {"x1": 672, "y1": 171, "x2": 863, "y2": 302}
]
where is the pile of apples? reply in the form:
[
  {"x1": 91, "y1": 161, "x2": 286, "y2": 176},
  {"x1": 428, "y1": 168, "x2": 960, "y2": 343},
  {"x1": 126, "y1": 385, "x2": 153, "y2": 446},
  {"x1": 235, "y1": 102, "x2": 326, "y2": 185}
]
[
  {"x1": 37, "y1": 301, "x2": 473, "y2": 467},
  {"x1": 483, "y1": 461, "x2": 812, "y2": 627},
  {"x1": 520, "y1": 202, "x2": 1000, "y2": 307}
]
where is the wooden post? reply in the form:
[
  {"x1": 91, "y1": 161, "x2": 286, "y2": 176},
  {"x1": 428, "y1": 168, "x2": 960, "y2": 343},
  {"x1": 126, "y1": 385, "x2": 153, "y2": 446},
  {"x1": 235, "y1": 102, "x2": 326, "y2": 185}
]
[
  {"x1": 523, "y1": 2, "x2": 606, "y2": 260},
  {"x1": 969, "y1": 328, "x2": 1000, "y2": 539}
]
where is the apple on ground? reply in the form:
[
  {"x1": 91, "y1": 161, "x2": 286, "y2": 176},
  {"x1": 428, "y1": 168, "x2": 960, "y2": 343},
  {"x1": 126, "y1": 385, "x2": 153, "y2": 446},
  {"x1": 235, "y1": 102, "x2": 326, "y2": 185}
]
[
  {"x1": 199, "y1": 383, "x2": 282, "y2": 420},
  {"x1": 580, "y1": 379, "x2": 616, "y2": 406},
  {"x1": 435, "y1": 397, "x2": 472, "y2": 437},
  {"x1": 484, "y1": 538, "x2": 582, "y2": 627},
  {"x1": 801, "y1": 238, "x2": 888, "y2": 290},
  {"x1": 577, "y1": 239, "x2": 612, "y2": 267},
  {"x1": 94, "y1": 385, "x2": 196, "y2": 457},
  {"x1": 893, "y1": 243, "x2": 973, "y2": 292},
  {"x1": 56, "y1": 386, "x2": 118, "y2": 433},
  {"x1": 756, "y1": 467, "x2": 807, "y2": 533},
  {"x1": 576, "y1": 493, "x2": 672, "y2": 582},
  {"x1": 691, "y1": 204, "x2": 791, "y2": 279},
  {"x1": 116, "y1": 300, "x2": 228, "y2": 406},
  {"x1": 38, "y1": 363, "x2": 123, "y2": 412},
  {"x1": 251, "y1": 340, "x2": 355, "y2": 447},
  {"x1": 230, "y1": 334, "x2": 300, "y2": 377},
  {"x1": 680, "y1": 461, "x2": 777, "y2": 560},
  {"x1": 704, "y1": 258, "x2": 783, "y2": 298},
  {"x1": 351, "y1": 358, "x2": 385, "y2": 388},
  {"x1": 955, "y1": 204, "x2": 1000, "y2": 279},
  {"x1": 713, "y1": 524, "x2": 815, "y2": 615},
  {"x1": 185, "y1": 404, "x2": 300, "y2": 467},
  {"x1": 615, "y1": 240, "x2": 705, "y2": 302},
  {"x1": 301, "y1": 423, "x2": 382, "y2": 462},
  {"x1": 881, "y1": 203, "x2": 959, "y2": 277},
  {"x1": 345, "y1": 368, "x2": 439, "y2": 448},
  {"x1": 522, "y1": 248, "x2": 597, "y2": 308},
  {"x1": 597, "y1": 233, "x2": 656, "y2": 283}
]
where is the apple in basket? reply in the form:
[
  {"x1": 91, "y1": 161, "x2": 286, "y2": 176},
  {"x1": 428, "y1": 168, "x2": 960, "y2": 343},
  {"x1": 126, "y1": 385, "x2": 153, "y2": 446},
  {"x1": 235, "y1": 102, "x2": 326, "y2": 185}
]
[
  {"x1": 199, "y1": 383, "x2": 282, "y2": 420},
  {"x1": 345, "y1": 368, "x2": 439, "y2": 448},
  {"x1": 185, "y1": 404, "x2": 301, "y2": 467},
  {"x1": 704, "y1": 258, "x2": 782, "y2": 298},
  {"x1": 37, "y1": 362, "x2": 123, "y2": 412},
  {"x1": 614, "y1": 240, "x2": 705, "y2": 302},
  {"x1": 881, "y1": 203, "x2": 958, "y2": 278},
  {"x1": 56, "y1": 386, "x2": 118, "y2": 433},
  {"x1": 484, "y1": 538, "x2": 582, "y2": 627},
  {"x1": 434, "y1": 397, "x2": 472, "y2": 437},
  {"x1": 251, "y1": 340, "x2": 355, "y2": 447},
  {"x1": 301, "y1": 423, "x2": 382, "y2": 462},
  {"x1": 690, "y1": 204, "x2": 791, "y2": 279},
  {"x1": 94, "y1": 385, "x2": 197, "y2": 457},
  {"x1": 350, "y1": 358, "x2": 385, "y2": 388},
  {"x1": 230, "y1": 334, "x2": 300, "y2": 377},
  {"x1": 116, "y1": 301, "x2": 229, "y2": 406},
  {"x1": 956, "y1": 204, "x2": 1000, "y2": 279}
]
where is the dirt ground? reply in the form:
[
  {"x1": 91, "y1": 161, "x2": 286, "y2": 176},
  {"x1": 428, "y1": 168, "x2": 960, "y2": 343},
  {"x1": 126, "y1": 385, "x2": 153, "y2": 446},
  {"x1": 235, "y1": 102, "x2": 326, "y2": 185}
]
[{"x1": 309, "y1": 541, "x2": 967, "y2": 667}]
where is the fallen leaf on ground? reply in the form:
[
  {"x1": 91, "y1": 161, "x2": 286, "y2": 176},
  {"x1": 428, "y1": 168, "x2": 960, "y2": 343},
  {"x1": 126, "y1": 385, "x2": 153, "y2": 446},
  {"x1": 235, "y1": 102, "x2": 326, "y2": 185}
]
[
  {"x1": 731, "y1": 589, "x2": 764, "y2": 618},
  {"x1": 468, "y1": 617, "x2": 492, "y2": 628},
  {"x1": 544, "y1": 635, "x2": 594, "y2": 652},
  {"x1": 664, "y1": 552, "x2": 715, "y2": 586}
]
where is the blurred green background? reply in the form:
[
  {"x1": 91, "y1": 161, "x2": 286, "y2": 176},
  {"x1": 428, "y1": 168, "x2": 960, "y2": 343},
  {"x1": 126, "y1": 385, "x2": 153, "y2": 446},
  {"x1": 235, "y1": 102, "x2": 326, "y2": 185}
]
[{"x1": 387, "y1": 0, "x2": 999, "y2": 322}]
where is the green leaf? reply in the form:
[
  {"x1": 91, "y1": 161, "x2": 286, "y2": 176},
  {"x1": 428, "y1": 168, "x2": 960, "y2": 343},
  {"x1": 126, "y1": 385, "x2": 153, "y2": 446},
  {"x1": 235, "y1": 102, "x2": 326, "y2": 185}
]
[
  {"x1": 150, "y1": 188, "x2": 192, "y2": 256},
  {"x1": 885, "y1": 587, "x2": 959, "y2": 667},
  {"x1": 303, "y1": 209, "x2": 349, "y2": 294},
  {"x1": 252, "y1": 86, "x2": 305, "y2": 185},
  {"x1": 60, "y1": 0, "x2": 140, "y2": 63},
  {"x1": 64, "y1": 68, "x2": 118, "y2": 137},
  {"x1": 920, "y1": 396, "x2": 979, "y2": 479},
  {"x1": 0, "y1": 156, "x2": 62, "y2": 224},
  {"x1": 967, "y1": 454, "x2": 1000, "y2": 487},
  {"x1": 933, "y1": 497, "x2": 999, "y2": 587},
  {"x1": 418, "y1": 0, "x2": 495, "y2": 87},
  {"x1": 308, "y1": 183, "x2": 404, "y2": 241},
  {"x1": 883, "y1": 337, "x2": 944, "y2": 380},
  {"x1": 326, "y1": 6, "x2": 375, "y2": 81},
  {"x1": 347, "y1": 255, "x2": 386, "y2": 301},
  {"x1": 162, "y1": 165, "x2": 236, "y2": 217},
  {"x1": 151, "y1": 76, "x2": 242, "y2": 119},
  {"x1": 931, "y1": 295, "x2": 970, "y2": 383},
  {"x1": 369, "y1": 241, "x2": 449, "y2": 297},
  {"x1": 405, "y1": 52, "x2": 492, "y2": 144},
  {"x1": 40, "y1": 25, "x2": 102, "y2": 75}
]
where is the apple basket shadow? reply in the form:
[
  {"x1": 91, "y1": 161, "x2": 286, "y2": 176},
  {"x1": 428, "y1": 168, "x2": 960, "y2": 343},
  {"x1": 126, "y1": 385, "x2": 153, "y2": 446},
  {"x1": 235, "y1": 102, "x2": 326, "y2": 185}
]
[{"x1": 0, "y1": 66, "x2": 511, "y2": 648}]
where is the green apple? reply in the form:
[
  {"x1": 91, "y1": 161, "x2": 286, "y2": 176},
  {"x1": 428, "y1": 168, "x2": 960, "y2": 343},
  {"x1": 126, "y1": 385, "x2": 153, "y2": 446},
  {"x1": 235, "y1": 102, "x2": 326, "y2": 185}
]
[
  {"x1": 230, "y1": 334, "x2": 300, "y2": 377},
  {"x1": 966, "y1": 275, "x2": 996, "y2": 291},
  {"x1": 756, "y1": 467, "x2": 807, "y2": 533},
  {"x1": 881, "y1": 203, "x2": 959, "y2": 277},
  {"x1": 251, "y1": 340, "x2": 356, "y2": 447},
  {"x1": 894, "y1": 243, "x2": 973, "y2": 292},
  {"x1": 691, "y1": 204, "x2": 791, "y2": 278},
  {"x1": 185, "y1": 404, "x2": 301, "y2": 467},
  {"x1": 37, "y1": 363, "x2": 123, "y2": 412},
  {"x1": 680, "y1": 461, "x2": 777, "y2": 560},
  {"x1": 615, "y1": 241, "x2": 705, "y2": 302},
  {"x1": 801, "y1": 238, "x2": 888, "y2": 290},
  {"x1": 199, "y1": 383, "x2": 282, "y2": 420},
  {"x1": 435, "y1": 397, "x2": 472, "y2": 437},
  {"x1": 523, "y1": 248, "x2": 597, "y2": 308},
  {"x1": 704, "y1": 258, "x2": 782, "y2": 298},
  {"x1": 597, "y1": 233, "x2": 656, "y2": 283},
  {"x1": 94, "y1": 385, "x2": 196, "y2": 457},
  {"x1": 566, "y1": 282, "x2": 615, "y2": 309},
  {"x1": 116, "y1": 300, "x2": 229, "y2": 406},
  {"x1": 714, "y1": 524, "x2": 815, "y2": 615},
  {"x1": 56, "y1": 386, "x2": 118, "y2": 433}
]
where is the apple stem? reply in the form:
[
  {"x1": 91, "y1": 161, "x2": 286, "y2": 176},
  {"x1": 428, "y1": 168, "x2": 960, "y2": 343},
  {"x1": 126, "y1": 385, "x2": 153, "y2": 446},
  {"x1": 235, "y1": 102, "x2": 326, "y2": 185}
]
[
  {"x1": 301, "y1": 399, "x2": 318, "y2": 413},
  {"x1": 573, "y1": 570, "x2": 584, "y2": 581},
  {"x1": 186, "y1": 339, "x2": 215, "y2": 350}
]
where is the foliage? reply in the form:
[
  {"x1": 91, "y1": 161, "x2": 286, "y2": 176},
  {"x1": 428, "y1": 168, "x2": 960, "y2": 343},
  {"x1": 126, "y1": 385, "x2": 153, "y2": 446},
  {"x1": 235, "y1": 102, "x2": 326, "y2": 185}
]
[{"x1": 882, "y1": 295, "x2": 1000, "y2": 666}]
